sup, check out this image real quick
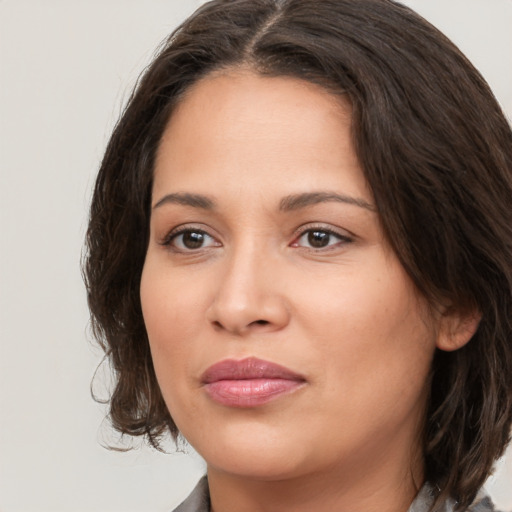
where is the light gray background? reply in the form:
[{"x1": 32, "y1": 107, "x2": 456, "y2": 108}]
[{"x1": 1, "y1": 1, "x2": 511, "y2": 510}]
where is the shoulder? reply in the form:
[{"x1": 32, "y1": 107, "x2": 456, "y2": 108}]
[
  {"x1": 468, "y1": 491, "x2": 503, "y2": 512},
  {"x1": 171, "y1": 476, "x2": 210, "y2": 512},
  {"x1": 410, "y1": 484, "x2": 503, "y2": 512}
]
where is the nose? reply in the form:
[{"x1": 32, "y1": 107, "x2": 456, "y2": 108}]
[{"x1": 205, "y1": 243, "x2": 290, "y2": 336}]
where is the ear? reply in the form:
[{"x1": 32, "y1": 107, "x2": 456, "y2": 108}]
[{"x1": 436, "y1": 307, "x2": 482, "y2": 352}]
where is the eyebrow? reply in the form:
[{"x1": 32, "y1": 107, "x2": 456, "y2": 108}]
[
  {"x1": 153, "y1": 192, "x2": 215, "y2": 210},
  {"x1": 279, "y1": 192, "x2": 375, "y2": 212},
  {"x1": 152, "y1": 191, "x2": 375, "y2": 212}
]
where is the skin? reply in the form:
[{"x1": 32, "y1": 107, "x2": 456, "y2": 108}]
[{"x1": 140, "y1": 70, "x2": 471, "y2": 512}]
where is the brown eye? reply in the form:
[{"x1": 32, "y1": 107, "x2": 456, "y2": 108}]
[
  {"x1": 307, "y1": 230, "x2": 331, "y2": 248},
  {"x1": 168, "y1": 229, "x2": 219, "y2": 251},
  {"x1": 293, "y1": 228, "x2": 352, "y2": 250},
  {"x1": 181, "y1": 231, "x2": 206, "y2": 249}
]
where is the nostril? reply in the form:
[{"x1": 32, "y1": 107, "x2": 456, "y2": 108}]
[{"x1": 253, "y1": 320, "x2": 269, "y2": 326}]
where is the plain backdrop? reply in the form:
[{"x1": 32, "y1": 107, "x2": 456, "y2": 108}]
[{"x1": 1, "y1": 1, "x2": 511, "y2": 511}]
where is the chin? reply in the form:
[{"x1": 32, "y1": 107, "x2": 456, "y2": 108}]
[
  {"x1": 183, "y1": 419, "x2": 311, "y2": 480},
  {"x1": 205, "y1": 451, "x2": 306, "y2": 481}
]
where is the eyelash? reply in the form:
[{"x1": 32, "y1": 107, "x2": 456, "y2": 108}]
[
  {"x1": 160, "y1": 224, "x2": 353, "y2": 252},
  {"x1": 160, "y1": 226, "x2": 219, "y2": 252},
  {"x1": 291, "y1": 225, "x2": 353, "y2": 251}
]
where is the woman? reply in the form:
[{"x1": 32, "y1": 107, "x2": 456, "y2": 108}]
[{"x1": 84, "y1": 1, "x2": 512, "y2": 511}]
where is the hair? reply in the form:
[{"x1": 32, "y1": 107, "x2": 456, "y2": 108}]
[{"x1": 84, "y1": 0, "x2": 512, "y2": 509}]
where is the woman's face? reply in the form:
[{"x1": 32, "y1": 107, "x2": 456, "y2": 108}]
[{"x1": 141, "y1": 71, "x2": 440, "y2": 484}]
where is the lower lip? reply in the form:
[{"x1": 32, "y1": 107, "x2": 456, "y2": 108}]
[{"x1": 204, "y1": 378, "x2": 304, "y2": 408}]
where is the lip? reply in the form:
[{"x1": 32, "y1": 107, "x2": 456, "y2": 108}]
[{"x1": 201, "y1": 357, "x2": 306, "y2": 408}]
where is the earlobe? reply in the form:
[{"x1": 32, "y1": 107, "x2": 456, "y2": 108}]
[{"x1": 436, "y1": 308, "x2": 482, "y2": 352}]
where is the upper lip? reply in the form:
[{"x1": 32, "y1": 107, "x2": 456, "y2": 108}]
[{"x1": 201, "y1": 357, "x2": 306, "y2": 384}]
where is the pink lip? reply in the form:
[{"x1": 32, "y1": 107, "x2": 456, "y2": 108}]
[{"x1": 201, "y1": 357, "x2": 306, "y2": 408}]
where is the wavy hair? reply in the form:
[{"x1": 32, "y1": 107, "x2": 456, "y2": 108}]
[{"x1": 84, "y1": 1, "x2": 512, "y2": 509}]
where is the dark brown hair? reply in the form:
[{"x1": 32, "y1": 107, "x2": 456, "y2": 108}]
[{"x1": 84, "y1": 0, "x2": 512, "y2": 509}]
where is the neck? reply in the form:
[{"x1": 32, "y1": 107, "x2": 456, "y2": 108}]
[{"x1": 207, "y1": 443, "x2": 424, "y2": 512}]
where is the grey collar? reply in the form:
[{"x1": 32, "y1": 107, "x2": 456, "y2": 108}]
[{"x1": 409, "y1": 483, "x2": 498, "y2": 512}]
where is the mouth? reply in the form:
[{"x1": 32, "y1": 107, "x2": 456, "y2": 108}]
[{"x1": 201, "y1": 357, "x2": 306, "y2": 408}]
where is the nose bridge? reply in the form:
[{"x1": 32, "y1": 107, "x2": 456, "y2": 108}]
[{"x1": 207, "y1": 235, "x2": 289, "y2": 334}]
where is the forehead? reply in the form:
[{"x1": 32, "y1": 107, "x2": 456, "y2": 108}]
[{"x1": 153, "y1": 70, "x2": 370, "y2": 204}]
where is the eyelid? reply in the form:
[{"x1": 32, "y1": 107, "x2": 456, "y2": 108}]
[
  {"x1": 157, "y1": 222, "x2": 353, "y2": 251},
  {"x1": 290, "y1": 223, "x2": 354, "y2": 249},
  {"x1": 159, "y1": 224, "x2": 221, "y2": 250}
]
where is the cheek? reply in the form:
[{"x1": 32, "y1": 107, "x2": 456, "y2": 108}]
[
  {"x1": 296, "y1": 266, "x2": 410, "y2": 339},
  {"x1": 295, "y1": 261, "x2": 436, "y2": 404},
  {"x1": 140, "y1": 263, "x2": 206, "y2": 426},
  {"x1": 139, "y1": 261, "x2": 207, "y2": 394},
  {"x1": 141, "y1": 261, "x2": 205, "y2": 343}
]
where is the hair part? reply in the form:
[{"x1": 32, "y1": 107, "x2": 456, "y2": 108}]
[{"x1": 84, "y1": 1, "x2": 512, "y2": 509}]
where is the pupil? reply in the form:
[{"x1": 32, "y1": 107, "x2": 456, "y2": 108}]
[
  {"x1": 183, "y1": 231, "x2": 204, "y2": 249},
  {"x1": 308, "y1": 231, "x2": 329, "y2": 248}
]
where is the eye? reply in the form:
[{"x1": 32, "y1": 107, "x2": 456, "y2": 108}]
[
  {"x1": 162, "y1": 228, "x2": 220, "y2": 251},
  {"x1": 291, "y1": 227, "x2": 352, "y2": 250}
]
